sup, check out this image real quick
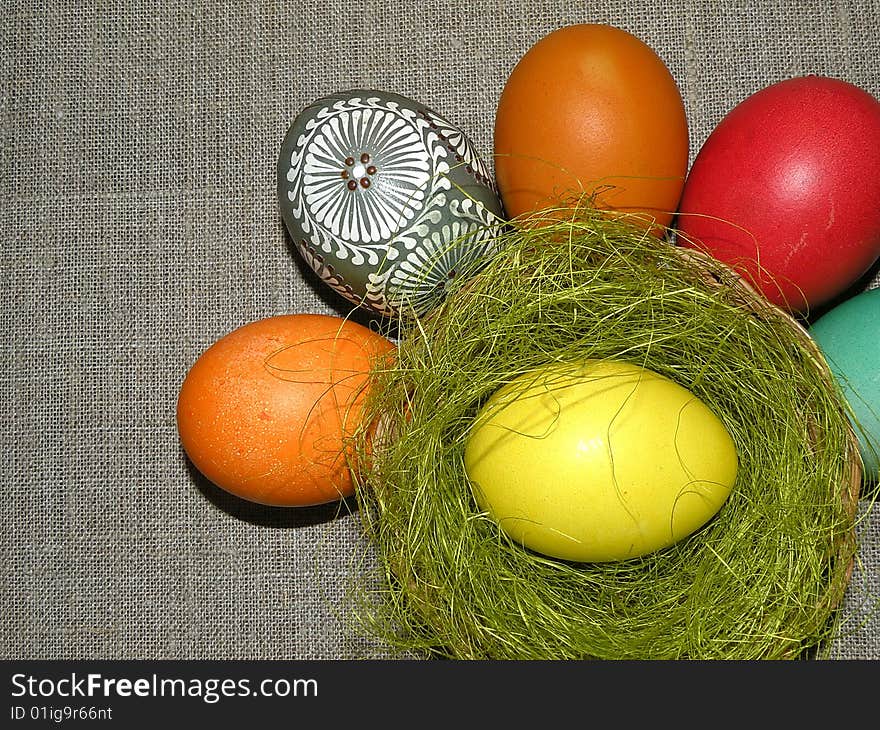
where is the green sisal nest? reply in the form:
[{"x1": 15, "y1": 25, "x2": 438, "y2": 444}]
[{"x1": 348, "y1": 203, "x2": 863, "y2": 660}]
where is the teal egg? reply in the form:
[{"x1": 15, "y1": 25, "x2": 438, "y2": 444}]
[
  {"x1": 809, "y1": 287, "x2": 880, "y2": 480},
  {"x1": 277, "y1": 89, "x2": 504, "y2": 318}
]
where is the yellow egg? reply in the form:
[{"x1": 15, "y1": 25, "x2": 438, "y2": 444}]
[{"x1": 464, "y1": 360, "x2": 738, "y2": 562}]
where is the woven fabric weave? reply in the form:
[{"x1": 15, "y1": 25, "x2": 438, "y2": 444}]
[{"x1": 2, "y1": 0, "x2": 878, "y2": 660}]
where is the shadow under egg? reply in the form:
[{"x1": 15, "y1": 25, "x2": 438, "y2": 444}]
[{"x1": 182, "y1": 446, "x2": 359, "y2": 529}]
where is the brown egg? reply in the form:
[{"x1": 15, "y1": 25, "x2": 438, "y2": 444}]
[{"x1": 494, "y1": 24, "x2": 689, "y2": 231}]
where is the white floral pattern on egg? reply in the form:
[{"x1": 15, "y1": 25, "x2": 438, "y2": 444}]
[{"x1": 277, "y1": 89, "x2": 504, "y2": 317}]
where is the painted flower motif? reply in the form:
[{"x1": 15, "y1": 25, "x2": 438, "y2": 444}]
[
  {"x1": 382, "y1": 217, "x2": 498, "y2": 314},
  {"x1": 294, "y1": 101, "x2": 435, "y2": 251}
]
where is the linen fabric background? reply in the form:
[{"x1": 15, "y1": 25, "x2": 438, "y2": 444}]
[{"x1": 2, "y1": 0, "x2": 878, "y2": 660}]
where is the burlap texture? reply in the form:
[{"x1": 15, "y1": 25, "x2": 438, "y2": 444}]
[{"x1": 2, "y1": 0, "x2": 878, "y2": 660}]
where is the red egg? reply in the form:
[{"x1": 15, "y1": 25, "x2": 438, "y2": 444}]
[{"x1": 677, "y1": 75, "x2": 880, "y2": 313}]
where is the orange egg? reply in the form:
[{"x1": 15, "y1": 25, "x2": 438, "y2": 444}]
[
  {"x1": 493, "y1": 24, "x2": 689, "y2": 230},
  {"x1": 176, "y1": 313, "x2": 395, "y2": 507}
]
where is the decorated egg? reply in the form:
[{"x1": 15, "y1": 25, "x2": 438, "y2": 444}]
[
  {"x1": 809, "y1": 287, "x2": 880, "y2": 480},
  {"x1": 464, "y1": 359, "x2": 738, "y2": 562},
  {"x1": 677, "y1": 75, "x2": 880, "y2": 314},
  {"x1": 277, "y1": 89, "x2": 505, "y2": 318}
]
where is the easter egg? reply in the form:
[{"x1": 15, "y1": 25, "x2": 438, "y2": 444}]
[
  {"x1": 277, "y1": 89, "x2": 504, "y2": 318},
  {"x1": 463, "y1": 360, "x2": 738, "y2": 562},
  {"x1": 176, "y1": 313, "x2": 395, "y2": 507},
  {"x1": 493, "y1": 23, "x2": 689, "y2": 230},
  {"x1": 677, "y1": 75, "x2": 880, "y2": 314},
  {"x1": 809, "y1": 287, "x2": 880, "y2": 480}
]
